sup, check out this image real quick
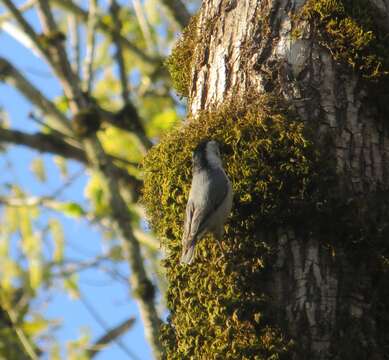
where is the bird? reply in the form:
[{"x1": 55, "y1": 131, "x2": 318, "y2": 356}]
[{"x1": 180, "y1": 140, "x2": 233, "y2": 264}]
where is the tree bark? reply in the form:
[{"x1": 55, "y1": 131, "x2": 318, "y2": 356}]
[{"x1": 187, "y1": 0, "x2": 389, "y2": 358}]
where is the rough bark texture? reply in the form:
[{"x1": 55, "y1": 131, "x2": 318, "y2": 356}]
[{"x1": 187, "y1": 0, "x2": 389, "y2": 358}]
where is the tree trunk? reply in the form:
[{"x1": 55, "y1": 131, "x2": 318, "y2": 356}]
[{"x1": 182, "y1": 0, "x2": 389, "y2": 358}]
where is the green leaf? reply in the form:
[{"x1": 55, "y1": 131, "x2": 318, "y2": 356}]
[
  {"x1": 22, "y1": 316, "x2": 49, "y2": 335},
  {"x1": 54, "y1": 95, "x2": 70, "y2": 113},
  {"x1": 148, "y1": 108, "x2": 179, "y2": 137},
  {"x1": 1, "y1": 259, "x2": 20, "y2": 291},
  {"x1": 22, "y1": 234, "x2": 41, "y2": 257},
  {"x1": 64, "y1": 274, "x2": 80, "y2": 300},
  {"x1": 31, "y1": 158, "x2": 47, "y2": 182},
  {"x1": 53, "y1": 156, "x2": 68, "y2": 177},
  {"x1": 49, "y1": 219, "x2": 64, "y2": 263},
  {"x1": 84, "y1": 174, "x2": 109, "y2": 216},
  {"x1": 29, "y1": 257, "x2": 43, "y2": 290},
  {"x1": 54, "y1": 202, "x2": 86, "y2": 218}
]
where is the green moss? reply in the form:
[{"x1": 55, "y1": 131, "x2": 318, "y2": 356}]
[
  {"x1": 143, "y1": 96, "x2": 326, "y2": 359},
  {"x1": 143, "y1": 96, "x2": 324, "y2": 246},
  {"x1": 143, "y1": 94, "x2": 389, "y2": 357},
  {"x1": 165, "y1": 15, "x2": 199, "y2": 97},
  {"x1": 294, "y1": 0, "x2": 389, "y2": 79}
]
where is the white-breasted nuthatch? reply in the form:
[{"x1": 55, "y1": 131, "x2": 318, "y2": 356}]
[{"x1": 180, "y1": 140, "x2": 233, "y2": 264}]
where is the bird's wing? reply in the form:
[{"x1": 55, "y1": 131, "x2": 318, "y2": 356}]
[
  {"x1": 182, "y1": 168, "x2": 228, "y2": 248},
  {"x1": 182, "y1": 199, "x2": 194, "y2": 244}
]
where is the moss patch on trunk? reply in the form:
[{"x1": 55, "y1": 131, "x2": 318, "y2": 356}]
[
  {"x1": 142, "y1": 95, "x2": 389, "y2": 358},
  {"x1": 293, "y1": 0, "x2": 389, "y2": 79},
  {"x1": 143, "y1": 96, "x2": 328, "y2": 359},
  {"x1": 165, "y1": 15, "x2": 199, "y2": 97}
]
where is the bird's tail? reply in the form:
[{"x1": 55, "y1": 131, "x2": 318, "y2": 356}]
[{"x1": 180, "y1": 241, "x2": 195, "y2": 264}]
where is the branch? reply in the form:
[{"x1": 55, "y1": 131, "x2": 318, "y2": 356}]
[
  {"x1": 48, "y1": 256, "x2": 107, "y2": 277},
  {"x1": 0, "y1": 192, "x2": 159, "y2": 251},
  {"x1": 99, "y1": 107, "x2": 152, "y2": 153},
  {"x1": 5, "y1": 309, "x2": 39, "y2": 360},
  {"x1": 0, "y1": 0, "x2": 47, "y2": 57},
  {"x1": 51, "y1": 0, "x2": 161, "y2": 67},
  {"x1": 0, "y1": 57, "x2": 75, "y2": 137},
  {"x1": 35, "y1": 0, "x2": 86, "y2": 111},
  {"x1": 109, "y1": 0, "x2": 130, "y2": 103},
  {"x1": 0, "y1": 21, "x2": 43, "y2": 58},
  {"x1": 159, "y1": 0, "x2": 191, "y2": 28},
  {"x1": 107, "y1": 1, "x2": 153, "y2": 153},
  {"x1": 0, "y1": 56, "x2": 151, "y2": 151},
  {"x1": 1, "y1": 0, "x2": 84, "y2": 111},
  {"x1": 79, "y1": 292, "x2": 140, "y2": 360},
  {"x1": 87, "y1": 317, "x2": 137, "y2": 359},
  {"x1": 68, "y1": 14, "x2": 81, "y2": 76},
  {"x1": 0, "y1": 56, "x2": 73, "y2": 137},
  {"x1": 83, "y1": 0, "x2": 98, "y2": 93},
  {"x1": 132, "y1": 0, "x2": 156, "y2": 54},
  {"x1": 3, "y1": 1, "x2": 162, "y2": 356},
  {"x1": 82, "y1": 135, "x2": 163, "y2": 358},
  {"x1": 0, "y1": 127, "x2": 142, "y2": 196},
  {"x1": 0, "y1": 127, "x2": 85, "y2": 162},
  {"x1": 0, "y1": 0, "x2": 36, "y2": 23},
  {"x1": 1, "y1": 1, "x2": 152, "y2": 152},
  {"x1": 0, "y1": 194, "x2": 77, "y2": 209}
]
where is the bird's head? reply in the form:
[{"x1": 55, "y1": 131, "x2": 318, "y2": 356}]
[{"x1": 193, "y1": 139, "x2": 223, "y2": 170}]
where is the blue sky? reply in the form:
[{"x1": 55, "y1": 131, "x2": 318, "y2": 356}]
[{"x1": 0, "y1": 1, "x2": 155, "y2": 359}]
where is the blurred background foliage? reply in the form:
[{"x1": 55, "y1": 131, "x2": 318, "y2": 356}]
[{"x1": 0, "y1": 0, "x2": 199, "y2": 358}]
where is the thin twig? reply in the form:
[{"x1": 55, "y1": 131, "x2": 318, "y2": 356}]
[
  {"x1": 3, "y1": 1, "x2": 162, "y2": 356},
  {"x1": 131, "y1": 0, "x2": 156, "y2": 54},
  {"x1": 51, "y1": 0, "x2": 161, "y2": 66},
  {"x1": 50, "y1": 172, "x2": 83, "y2": 202},
  {"x1": 0, "y1": 0, "x2": 47, "y2": 57},
  {"x1": 0, "y1": 56, "x2": 151, "y2": 150},
  {"x1": 159, "y1": 0, "x2": 190, "y2": 28},
  {"x1": 0, "y1": 127, "x2": 85, "y2": 162},
  {"x1": 25, "y1": 192, "x2": 160, "y2": 251},
  {"x1": 83, "y1": 0, "x2": 98, "y2": 94},
  {"x1": 79, "y1": 291, "x2": 140, "y2": 360},
  {"x1": 87, "y1": 317, "x2": 137, "y2": 358},
  {"x1": 5, "y1": 309, "x2": 39, "y2": 360},
  {"x1": 0, "y1": 55, "x2": 73, "y2": 137},
  {"x1": 97, "y1": 0, "x2": 153, "y2": 153},
  {"x1": 28, "y1": 112, "x2": 79, "y2": 148},
  {"x1": 0, "y1": 0, "x2": 36, "y2": 23},
  {"x1": 0, "y1": 21, "x2": 43, "y2": 58},
  {"x1": 0, "y1": 126, "x2": 142, "y2": 191},
  {"x1": 68, "y1": 14, "x2": 81, "y2": 76},
  {"x1": 98, "y1": 107, "x2": 153, "y2": 152},
  {"x1": 35, "y1": 0, "x2": 86, "y2": 111},
  {"x1": 109, "y1": 0, "x2": 130, "y2": 103},
  {"x1": 49, "y1": 256, "x2": 106, "y2": 277}
]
